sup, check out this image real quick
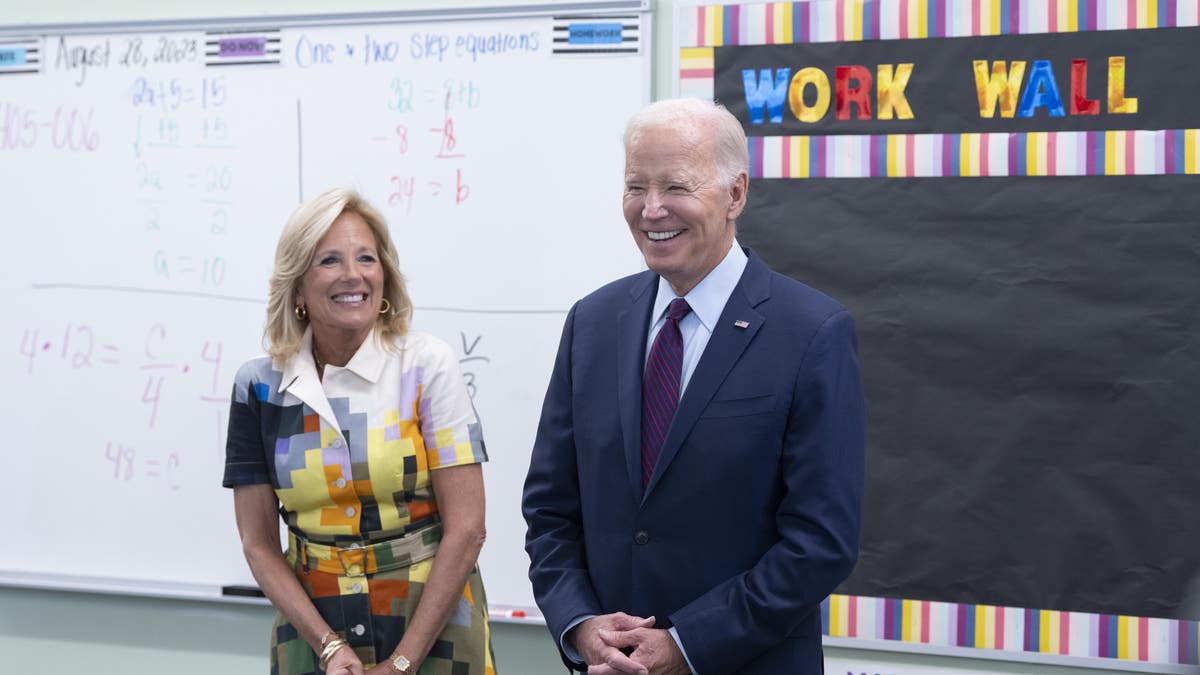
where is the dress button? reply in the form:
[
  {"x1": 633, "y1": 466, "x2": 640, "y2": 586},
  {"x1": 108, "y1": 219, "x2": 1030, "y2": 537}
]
[
  {"x1": 333, "y1": 478, "x2": 346, "y2": 489},
  {"x1": 352, "y1": 624, "x2": 365, "y2": 636},
  {"x1": 634, "y1": 531, "x2": 649, "y2": 545},
  {"x1": 332, "y1": 438, "x2": 344, "y2": 448},
  {"x1": 344, "y1": 506, "x2": 356, "y2": 517},
  {"x1": 352, "y1": 582, "x2": 363, "y2": 593},
  {"x1": 347, "y1": 542, "x2": 362, "y2": 550}
]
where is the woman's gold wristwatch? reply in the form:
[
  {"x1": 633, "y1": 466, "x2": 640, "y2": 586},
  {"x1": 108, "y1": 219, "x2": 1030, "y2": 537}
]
[{"x1": 391, "y1": 654, "x2": 413, "y2": 674}]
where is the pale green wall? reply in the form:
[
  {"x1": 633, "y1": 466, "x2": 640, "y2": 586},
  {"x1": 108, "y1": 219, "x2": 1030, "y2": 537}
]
[
  {"x1": 0, "y1": 1, "x2": 1165, "y2": 673},
  {"x1": 0, "y1": 585, "x2": 566, "y2": 674},
  {"x1": 0, "y1": 584, "x2": 1152, "y2": 674}
]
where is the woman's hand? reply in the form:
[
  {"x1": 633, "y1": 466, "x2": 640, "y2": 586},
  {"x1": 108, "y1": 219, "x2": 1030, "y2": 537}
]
[{"x1": 323, "y1": 644, "x2": 365, "y2": 675}]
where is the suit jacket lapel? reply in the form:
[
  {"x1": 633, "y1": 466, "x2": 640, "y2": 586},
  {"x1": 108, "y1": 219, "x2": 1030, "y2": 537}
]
[
  {"x1": 618, "y1": 272, "x2": 659, "y2": 500},
  {"x1": 643, "y1": 249, "x2": 771, "y2": 500}
]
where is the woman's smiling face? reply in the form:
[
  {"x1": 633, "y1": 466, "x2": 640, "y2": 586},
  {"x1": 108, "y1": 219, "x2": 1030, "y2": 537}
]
[{"x1": 296, "y1": 210, "x2": 385, "y2": 353}]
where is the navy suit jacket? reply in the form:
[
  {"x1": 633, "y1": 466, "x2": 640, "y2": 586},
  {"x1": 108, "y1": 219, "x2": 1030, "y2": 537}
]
[{"x1": 522, "y1": 248, "x2": 865, "y2": 674}]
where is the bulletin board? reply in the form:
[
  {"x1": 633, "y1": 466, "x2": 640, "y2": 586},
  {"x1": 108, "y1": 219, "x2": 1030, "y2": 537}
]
[{"x1": 675, "y1": 0, "x2": 1199, "y2": 668}]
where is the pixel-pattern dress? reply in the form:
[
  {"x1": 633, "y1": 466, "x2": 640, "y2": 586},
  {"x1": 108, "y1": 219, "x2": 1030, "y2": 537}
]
[{"x1": 224, "y1": 328, "x2": 496, "y2": 675}]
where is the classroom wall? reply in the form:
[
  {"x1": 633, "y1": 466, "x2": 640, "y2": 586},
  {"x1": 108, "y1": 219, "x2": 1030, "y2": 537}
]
[{"x1": 0, "y1": 1, "x2": 1154, "y2": 673}]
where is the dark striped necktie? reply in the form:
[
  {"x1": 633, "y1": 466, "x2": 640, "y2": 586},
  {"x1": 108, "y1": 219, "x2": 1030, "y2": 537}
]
[{"x1": 641, "y1": 298, "x2": 692, "y2": 489}]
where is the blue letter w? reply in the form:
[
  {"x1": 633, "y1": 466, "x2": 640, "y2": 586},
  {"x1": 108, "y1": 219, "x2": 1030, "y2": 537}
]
[{"x1": 742, "y1": 67, "x2": 791, "y2": 124}]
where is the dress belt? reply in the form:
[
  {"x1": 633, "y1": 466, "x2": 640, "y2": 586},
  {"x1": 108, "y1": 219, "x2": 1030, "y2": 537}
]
[{"x1": 286, "y1": 522, "x2": 443, "y2": 577}]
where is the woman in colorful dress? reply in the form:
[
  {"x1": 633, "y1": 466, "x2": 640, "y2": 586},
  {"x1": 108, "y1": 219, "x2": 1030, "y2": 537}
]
[{"x1": 223, "y1": 187, "x2": 496, "y2": 675}]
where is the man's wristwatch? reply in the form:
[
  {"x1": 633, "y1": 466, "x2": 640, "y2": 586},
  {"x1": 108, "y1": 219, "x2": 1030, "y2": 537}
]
[{"x1": 390, "y1": 654, "x2": 413, "y2": 674}]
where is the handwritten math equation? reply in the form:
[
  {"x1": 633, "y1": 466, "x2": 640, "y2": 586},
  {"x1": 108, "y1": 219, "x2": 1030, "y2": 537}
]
[
  {"x1": 17, "y1": 321, "x2": 228, "y2": 429},
  {"x1": 129, "y1": 75, "x2": 237, "y2": 290},
  {"x1": 380, "y1": 79, "x2": 480, "y2": 215},
  {"x1": 130, "y1": 75, "x2": 229, "y2": 155},
  {"x1": 456, "y1": 331, "x2": 490, "y2": 400},
  {"x1": 104, "y1": 441, "x2": 182, "y2": 490},
  {"x1": 16, "y1": 320, "x2": 230, "y2": 490},
  {"x1": 136, "y1": 160, "x2": 235, "y2": 238},
  {"x1": 16, "y1": 322, "x2": 490, "y2": 484},
  {"x1": 130, "y1": 75, "x2": 227, "y2": 114},
  {"x1": 0, "y1": 102, "x2": 99, "y2": 152}
]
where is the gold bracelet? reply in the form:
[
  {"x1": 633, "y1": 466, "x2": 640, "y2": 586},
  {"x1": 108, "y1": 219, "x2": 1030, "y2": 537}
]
[
  {"x1": 319, "y1": 638, "x2": 349, "y2": 670},
  {"x1": 319, "y1": 641, "x2": 345, "y2": 670},
  {"x1": 319, "y1": 630, "x2": 336, "y2": 649},
  {"x1": 321, "y1": 638, "x2": 345, "y2": 662}
]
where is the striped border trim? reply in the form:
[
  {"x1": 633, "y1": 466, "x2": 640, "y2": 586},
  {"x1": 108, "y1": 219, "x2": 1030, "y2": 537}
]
[
  {"x1": 747, "y1": 129, "x2": 1200, "y2": 178},
  {"x1": 679, "y1": 47, "x2": 715, "y2": 99},
  {"x1": 822, "y1": 595, "x2": 1200, "y2": 666},
  {"x1": 680, "y1": 0, "x2": 1200, "y2": 47}
]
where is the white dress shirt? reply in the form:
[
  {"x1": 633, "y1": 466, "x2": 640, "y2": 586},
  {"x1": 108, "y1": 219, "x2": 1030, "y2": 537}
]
[{"x1": 645, "y1": 240, "x2": 748, "y2": 393}]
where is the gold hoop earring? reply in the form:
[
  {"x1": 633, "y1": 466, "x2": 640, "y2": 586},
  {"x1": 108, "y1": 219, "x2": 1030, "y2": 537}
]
[
  {"x1": 379, "y1": 298, "x2": 392, "y2": 315},
  {"x1": 294, "y1": 305, "x2": 308, "y2": 320}
]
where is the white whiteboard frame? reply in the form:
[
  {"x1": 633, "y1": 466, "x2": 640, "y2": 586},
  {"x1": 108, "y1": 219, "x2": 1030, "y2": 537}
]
[
  {"x1": 0, "y1": 1, "x2": 651, "y2": 35},
  {"x1": 0, "y1": 0, "x2": 652, "y2": 624}
]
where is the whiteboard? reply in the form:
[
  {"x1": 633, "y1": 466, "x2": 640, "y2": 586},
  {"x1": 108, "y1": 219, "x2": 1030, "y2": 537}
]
[{"x1": 0, "y1": 3, "x2": 650, "y2": 615}]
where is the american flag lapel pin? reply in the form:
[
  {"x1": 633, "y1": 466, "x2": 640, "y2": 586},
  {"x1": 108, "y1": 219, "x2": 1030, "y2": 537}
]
[{"x1": 733, "y1": 320, "x2": 750, "y2": 329}]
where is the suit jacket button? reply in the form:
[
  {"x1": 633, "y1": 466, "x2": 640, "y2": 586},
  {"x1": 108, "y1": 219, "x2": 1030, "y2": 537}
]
[{"x1": 634, "y1": 531, "x2": 649, "y2": 545}]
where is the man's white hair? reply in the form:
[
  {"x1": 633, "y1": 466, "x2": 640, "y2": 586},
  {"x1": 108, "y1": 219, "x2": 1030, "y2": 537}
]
[{"x1": 622, "y1": 98, "x2": 749, "y2": 187}]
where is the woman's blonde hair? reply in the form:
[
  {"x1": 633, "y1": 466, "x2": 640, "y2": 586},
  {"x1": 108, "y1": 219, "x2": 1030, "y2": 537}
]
[{"x1": 264, "y1": 187, "x2": 412, "y2": 361}]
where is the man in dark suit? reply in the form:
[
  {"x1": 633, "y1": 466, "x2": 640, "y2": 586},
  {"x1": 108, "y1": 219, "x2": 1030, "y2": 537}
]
[{"x1": 522, "y1": 98, "x2": 865, "y2": 675}]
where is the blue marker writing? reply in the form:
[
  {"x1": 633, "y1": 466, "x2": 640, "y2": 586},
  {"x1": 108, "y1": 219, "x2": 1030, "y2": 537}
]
[{"x1": 567, "y1": 23, "x2": 623, "y2": 45}]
